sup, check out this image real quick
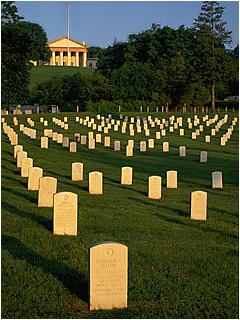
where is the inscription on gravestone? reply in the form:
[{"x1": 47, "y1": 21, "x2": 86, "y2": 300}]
[
  {"x1": 38, "y1": 177, "x2": 57, "y2": 207},
  {"x1": 89, "y1": 242, "x2": 128, "y2": 310},
  {"x1": 53, "y1": 192, "x2": 78, "y2": 236},
  {"x1": 28, "y1": 167, "x2": 43, "y2": 191},
  {"x1": 191, "y1": 191, "x2": 207, "y2": 220}
]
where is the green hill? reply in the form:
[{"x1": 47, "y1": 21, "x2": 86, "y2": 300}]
[{"x1": 29, "y1": 66, "x2": 93, "y2": 91}]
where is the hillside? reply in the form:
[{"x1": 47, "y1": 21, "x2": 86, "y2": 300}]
[{"x1": 29, "y1": 66, "x2": 93, "y2": 91}]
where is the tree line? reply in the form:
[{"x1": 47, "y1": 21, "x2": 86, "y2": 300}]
[{"x1": 1, "y1": 1, "x2": 239, "y2": 111}]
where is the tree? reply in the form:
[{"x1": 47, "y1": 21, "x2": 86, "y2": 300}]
[
  {"x1": 1, "y1": 2, "x2": 50, "y2": 107},
  {"x1": 1, "y1": 1, "x2": 22, "y2": 24},
  {"x1": 194, "y1": 1, "x2": 232, "y2": 109}
]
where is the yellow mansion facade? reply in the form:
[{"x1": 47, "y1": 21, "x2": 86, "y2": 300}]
[
  {"x1": 31, "y1": 36, "x2": 88, "y2": 67},
  {"x1": 48, "y1": 36, "x2": 88, "y2": 67}
]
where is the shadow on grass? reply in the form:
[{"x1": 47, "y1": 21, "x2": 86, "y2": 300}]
[
  {"x1": 2, "y1": 186, "x2": 37, "y2": 204},
  {"x1": 128, "y1": 196, "x2": 188, "y2": 217},
  {"x1": 2, "y1": 200, "x2": 52, "y2": 232},
  {"x1": 1, "y1": 164, "x2": 19, "y2": 176},
  {"x1": 2, "y1": 235, "x2": 89, "y2": 304}
]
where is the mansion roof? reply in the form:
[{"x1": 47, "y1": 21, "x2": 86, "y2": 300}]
[{"x1": 48, "y1": 37, "x2": 88, "y2": 50}]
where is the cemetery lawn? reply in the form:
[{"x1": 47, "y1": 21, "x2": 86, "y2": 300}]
[
  {"x1": 1, "y1": 112, "x2": 239, "y2": 319},
  {"x1": 29, "y1": 65, "x2": 93, "y2": 91}
]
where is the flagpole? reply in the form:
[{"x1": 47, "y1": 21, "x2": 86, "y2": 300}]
[{"x1": 67, "y1": 2, "x2": 70, "y2": 66}]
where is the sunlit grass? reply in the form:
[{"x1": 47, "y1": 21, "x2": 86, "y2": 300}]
[{"x1": 1, "y1": 111, "x2": 238, "y2": 318}]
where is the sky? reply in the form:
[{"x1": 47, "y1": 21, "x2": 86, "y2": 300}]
[{"x1": 16, "y1": 0, "x2": 239, "y2": 49}]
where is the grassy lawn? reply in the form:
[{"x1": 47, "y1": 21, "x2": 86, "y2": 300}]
[
  {"x1": 1, "y1": 111, "x2": 239, "y2": 318},
  {"x1": 29, "y1": 66, "x2": 93, "y2": 91}
]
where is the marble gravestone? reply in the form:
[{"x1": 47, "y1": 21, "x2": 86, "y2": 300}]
[
  {"x1": 200, "y1": 151, "x2": 207, "y2": 163},
  {"x1": 89, "y1": 171, "x2": 103, "y2": 195},
  {"x1": 179, "y1": 146, "x2": 186, "y2": 157},
  {"x1": 62, "y1": 136, "x2": 70, "y2": 147},
  {"x1": 148, "y1": 139, "x2": 154, "y2": 149},
  {"x1": 191, "y1": 191, "x2": 207, "y2": 220},
  {"x1": 38, "y1": 176, "x2": 57, "y2": 207},
  {"x1": 17, "y1": 151, "x2": 27, "y2": 168},
  {"x1": 121, "y1": 167, "x2": 133, "y2": 185},
  {"x1": 126, "y1": 145, "x2": 133, "y2": 157},
  {"x1": 104, "y1": 136, "x2": 111, "y2": 147},
  {"x1": 212, "y1": 171, "x2": 223, "y2": 189},
  {"x1": 89, "y1": 242, "x2": 128, "y2": 310},
  {"x1": 21, "y1": 157, "x2": 33, "y2": 178},
  {"x1": 41, "y1": 136, "x2": 48, "y2": 149},
  {"x1": 114, "y1": 140, "x2": 121, "y2": 151},
  {"x1": 53, "y1": 192, "x2": 78, "y2": 236},
  {"x1": 167, "y1": 170, "x2": 178, "y2": 189},
  {"x1": 28, "y1": 167, "x2": 43, "y2": 190},
  {"x1": 72, "y1": 162, "x2": 83, "y2": 181},
  {"x1": 163, "y1": 142, "x2": 169, "y2": 152},
  {"x1": 140, "y1": 141, "x2": 146, "y2": 152},
  {"x1": 14, "y1": 145, "x2": 23, "y2": 158},
  {"x1": 70, "y1": 142, "x2": 77, "y2": 153},
  {"x1": 148, "y1": 176, "x2": 162, "y2": 199},
  {"x1": 81, "y1": 135, "x2": 87, "y2": 145}
]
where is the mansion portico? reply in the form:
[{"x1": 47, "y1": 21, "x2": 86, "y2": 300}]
[{"x1": 48, "y1": 36, "x2": 88, "y2": 67}]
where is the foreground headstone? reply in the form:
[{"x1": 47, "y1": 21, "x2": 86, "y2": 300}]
[
  {"x1": 191, "y1": 191, "x2": 207, "y2": 220},
  {"x1": 89, "y1": 171, "x2": 103, "y2": 194},
  {"x1": 28, "y1": 167, "x2": 43, "y2": 190},
  {"x1": 38, "y1": 177, "x2": 57, "y2": 207},
  {"x1": 21, "y1": 157, "x2": 33, "y2": 177},
  {"x1": 53, "y1": 192, "x2": 78, "y2": 236},
  {"x1": 167, "y1": 171, "x2": 177, "y2": 189},
  {"x1": 200, "y1": 151, "x2": 207, "y2": 163},
  {"x1": 72, "y1": 162, "x2": 83, "y2": 181},
  {"x1": 121, "y1": 167, "x2": 133, "y2": 185},
  {"x1": 89, "y1": 242, "x2": 128, "y2": 310},
  {"x1": 148, "y1": 176, "x2": 162, "y2": 199},
  {"x1": 212, "y1": 171, "x2": 223, "y2": 189}
]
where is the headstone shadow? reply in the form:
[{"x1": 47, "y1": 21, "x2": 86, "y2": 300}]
[
  {"x1": 2, "y1": 235, "x2": 89, "y2": 304},
  {"x1": 2, "y1": 200, "x2": 52, "y2": 231}
]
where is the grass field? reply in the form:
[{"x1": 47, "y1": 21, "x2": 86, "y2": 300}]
[
  {"x1": 1, "y1": 111, "x2": 239, "y2": 318},
  {"x1": 29, "y1": 66, "x2": 92, "y2": 91}
]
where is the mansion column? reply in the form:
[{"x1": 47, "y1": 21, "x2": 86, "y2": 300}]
[
  {"x1": 60, "y1": 51, "x2": 63, "y2": 66},
  {"x1": 52, "y1": 51, "x2": 56, "y2": 66},
  {"x1": 67, "y1": 50, "x2": 71, "y2": 66},
  {"x1": 76, "y1": 52, "x2": 79, "y2": 67},
  {"x1": 83, "y1": 51, "x2": 87, "y2": 67}
]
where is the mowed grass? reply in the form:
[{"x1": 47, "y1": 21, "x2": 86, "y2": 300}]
[
  {"x1": 29, "y1": 66, "x2": 93, "y2": 90},
  {"x1": 1, "y1": 111, "x2": 239, "y2": 319}
]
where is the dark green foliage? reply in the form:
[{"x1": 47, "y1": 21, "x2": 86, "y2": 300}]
[
  {"x1": 1, "y1": 1, "x2": 22, "y2": 24},
  {"x1": 193, "y1": 1, "x2": 233, "y2": 109},
  {"x1": 1, "y1": 2, "x2": 50, "y2": 108},
  {"x1": 31, "y1": 71, "x2": 114, "y2": 111}
]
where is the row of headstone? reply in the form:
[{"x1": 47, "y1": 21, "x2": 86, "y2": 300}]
[{"x1": 12, "y1": 140, "x2": 80, "y2": 238}]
